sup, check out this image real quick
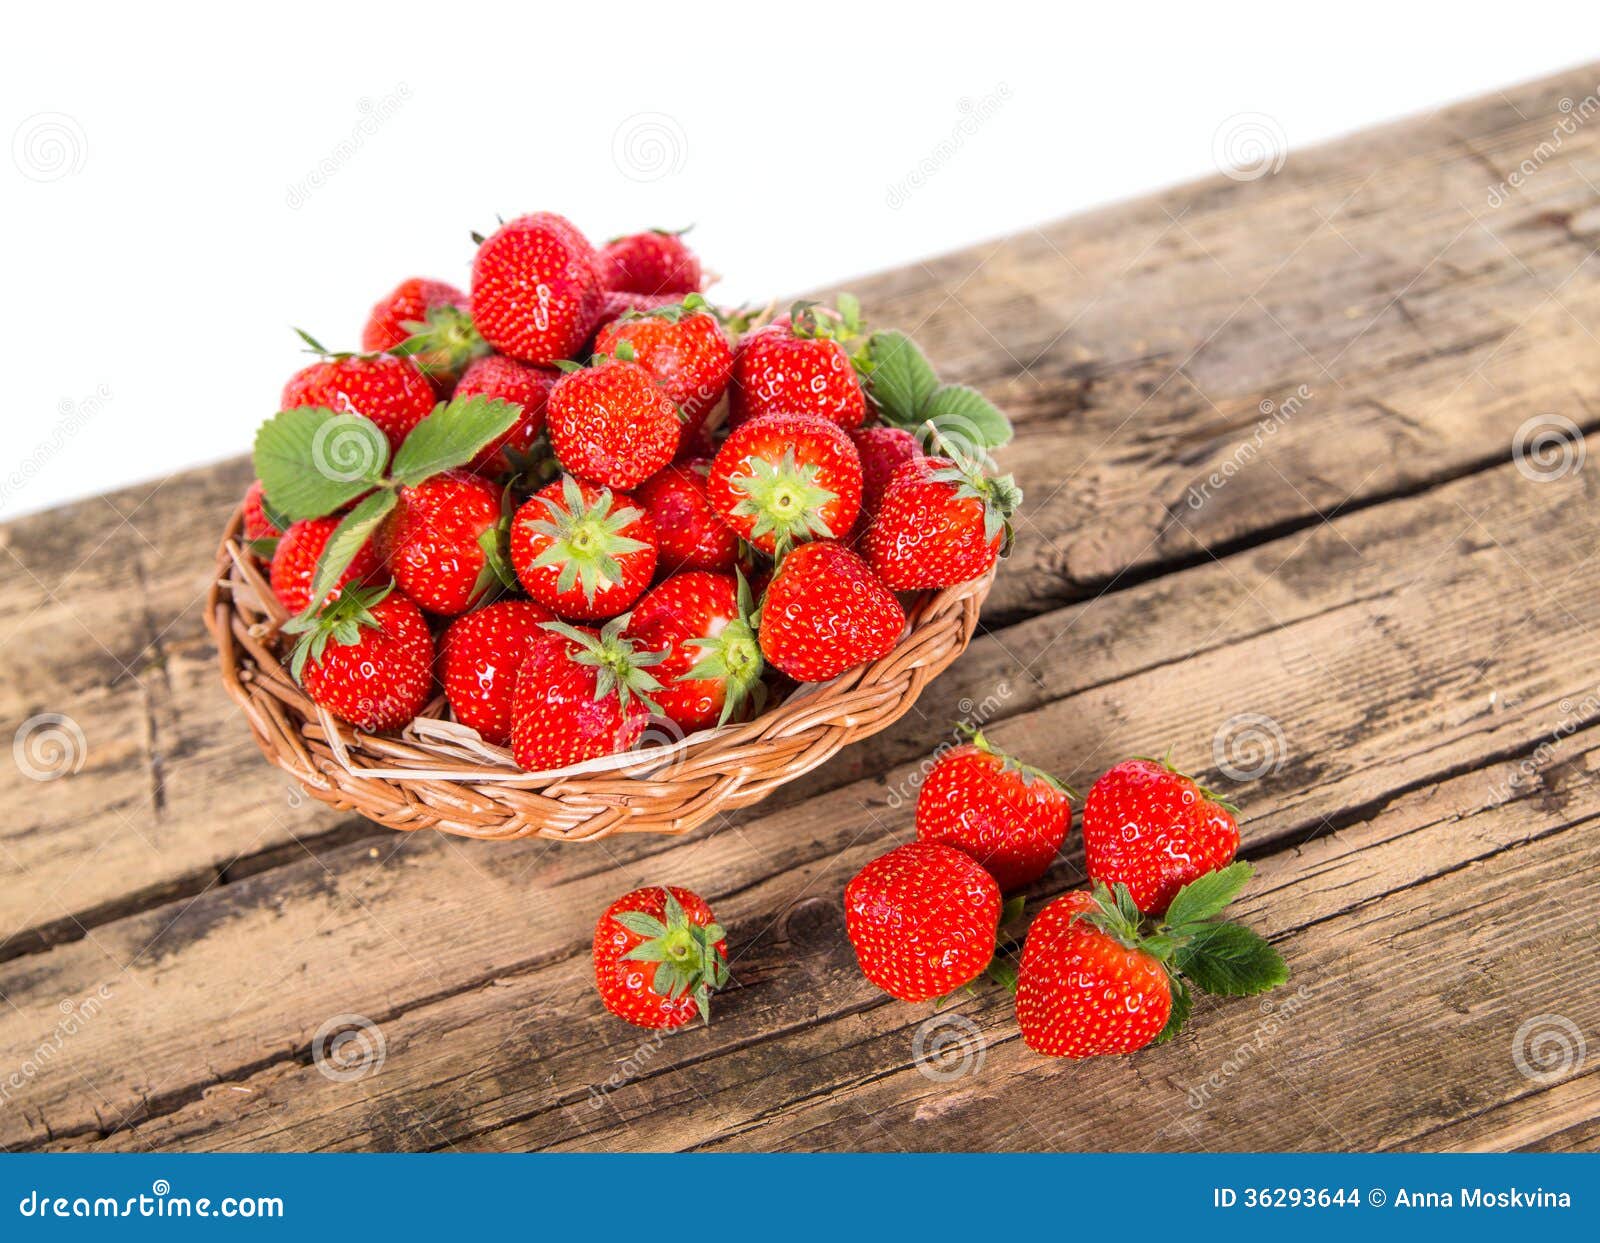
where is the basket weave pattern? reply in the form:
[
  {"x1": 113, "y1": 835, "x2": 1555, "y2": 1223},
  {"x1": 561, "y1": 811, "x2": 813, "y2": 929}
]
[{"x1": 207, "y1": 505, "x2": 994, "y2": 842}]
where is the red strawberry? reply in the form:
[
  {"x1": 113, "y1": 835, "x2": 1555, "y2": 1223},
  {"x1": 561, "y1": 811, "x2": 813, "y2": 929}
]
[
  {"x1": 707, "y1": 411, "x2": 862, "y2": 557},
  {"x1": 283, "y1": 584, "x2": 434, "y2": 733},
  {"x1": 269, "y1": 515, "x2": 381, "y2": 615},
  {"x1": 242, "y1": 479, "x2": 283, "y2": 543},
  {"x1": 281, "y1": 343, "x2": 438, "y2": 455},
  {"x1": 361, "y1": 277, "x2": 467, "y2": 354},
  {"x1": 470, "y1": 212, "x2": 603, "y2": 365},
  {"x1": 634, "y1": 460, "x2": 738, "y2": 574},
  {"x1": 593, "y1": 296, "x2": 732, "y2": 434},
  {"x1": 865, "y1": 454, "x2": 1021, "y2": 590},
  {"x1": 510, "y1": 618, "x2": 665, "y2": 771},
  {"x1": 590, "y1": 289, "x2": 680, "y2": 337},
  {"x1": 1082, "y1": 758, "x2": 1242, "y2": 915},
  {"x1": 1015, "y1": 890, "x2": 1172, "y2": 1058},
  {"x1": 546, "y1": 357, "x2": 680, "y2": 491},
  {"x1": 624, "y1": 571, "x2": 763, "y2": 732},
  {"x1": 729, "y1": 305, "x2": 867, "y2": 430},
  {"x1": 376, "y1": 469, "x2": 506, "y2": 616},
  {"x1": 439, "y1": 599, "x2": 555, "y2": 747},
  {"x1": 843, "y1": 841, "x2": 1001, "y2": 1002},
  {"x1": 452, "y1": 354, "x2": 560, "y2": 474},
  {"x1": 849, "y1": 425, "x2": 921, "y2": 537},
  {"x1": 916, "y1": 727, "x2": 1074, "y2": 892},
  {"x1": 593, "y1": 886, "x2": 728, "y2": 1029},
  {"x1": 597, "y1": 229, "x2": 702, "y2": 296},
  {"x1": 509, "y1": 477, "x2": 658, "y2": 620},
  {"x1": 758, "y1": 542, "x2": 904, "y2": 682}
]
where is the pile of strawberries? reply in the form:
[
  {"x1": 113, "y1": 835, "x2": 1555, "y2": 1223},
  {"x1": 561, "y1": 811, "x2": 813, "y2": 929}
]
[
  {"x1": 245, "y1": 212, "x2": 1018, "y2": 771},
  {"x1": 593, "y1": 736, "x2": 1287, "y2": 1060}
]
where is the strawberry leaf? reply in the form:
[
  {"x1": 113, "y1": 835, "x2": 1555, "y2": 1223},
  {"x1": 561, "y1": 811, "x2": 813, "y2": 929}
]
[
  {"x1": 1173, "y1": 922, "x2": 1288, "y2": 996},
  {"x1": 254, "y1": 407, "x2": 388, "y2": 521},
  {"x1": 390, "y1": 396, "x2": 521, "y2": 487},
  {"x1": 867, "y1": 330, "x2": 940, "y2": 425},
  {"x1": 1163, "y1": 861, "x2": 1255, "y2": 929},
  {"x1": 307, "y1": 489, "x2": 396, "y2": 612},
  {"x1": 922, "y1": 383, "x2": 1013, "y2": 452}
]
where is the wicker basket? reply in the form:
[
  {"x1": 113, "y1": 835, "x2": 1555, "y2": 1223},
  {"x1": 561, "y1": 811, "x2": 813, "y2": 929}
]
[{"x1": 206, "y1": 503, "x2": 994, "y2": 842}]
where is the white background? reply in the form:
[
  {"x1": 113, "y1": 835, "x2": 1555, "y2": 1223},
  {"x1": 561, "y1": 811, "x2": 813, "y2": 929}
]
[{"x1": 1, "y1": 1, "x2": 1590, "y2": 517}]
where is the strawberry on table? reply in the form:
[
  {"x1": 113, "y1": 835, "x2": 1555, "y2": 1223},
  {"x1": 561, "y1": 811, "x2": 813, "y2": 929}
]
[
  {"x1": 707, "y1": 411, "x2": 862, "y2": 557},
  {"x1": 546, "y1": 355, "x2": 681, "y2": 491},
  {"x1": 470, "y1": 212, "x2": 604, "y2": 365},
  {"x1": 510, "y1": 618, "x2": 666, "y2": 771},
  {"x1": 269, "y1": 515, "x2": 381, "y2": 615},
  {"x1": 916, "y1": 726, "x2": 1074, "y2": 892},
  {"x1": 376, "y1": 469, "x2": 507, "y2": 616},
  {"x1": 593, "y1": 885, "x2": 728, "y2": 1029},
  {"x1": 509, "y1": 477, "x2": 658, "y2": 620},
  {"x1": 624, "y1": 571, "x2": 763, "y2": 732},
  {"x1": 282, "y1": 583, "x2": 434, "y2": 733},
  {"x1": 597, "y1": 229, "x2": 703, "y2": 296},
  {"x1": 844, "y1": 841, "x2": 1002, "y2": 1002},
  {"x1": 452, "y1": 354, "x2": 559, "y2": 475},
  {"x1": 1082, "y1": 757, "x2": 1242, "y2": 915},
  {"x1": 730, "y1": 302, "x2": 868, "y2": 430},
  {"x1": 593, "y1": 294, "x2": 732, "y2": 437},
  {"x1": 759, "y1": 541, "x2": 903, "y2": 683},
  {"x1": 281, "y1": 338, "x2": 438, "y2": 455},
  {"x1": 440, "y1": 599, "x2": 555, "y2": 747},
  {"x1": 635, "y1": 461, "x2": 738, "y2": 574},
  {"x1": 864, "y1": 452, "x2": 1021, "y2": 590}
]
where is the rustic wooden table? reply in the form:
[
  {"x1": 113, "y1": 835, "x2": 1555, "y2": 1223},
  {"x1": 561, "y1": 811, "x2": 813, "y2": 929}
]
[{"x1": 5, "y1": 67, "x2": 1600, "y2": 1154}]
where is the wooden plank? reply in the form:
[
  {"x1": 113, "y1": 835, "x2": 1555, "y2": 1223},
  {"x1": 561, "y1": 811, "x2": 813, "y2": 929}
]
[{"x1": 4, "y1": 441, "x2": 1594, "y2": 1150}]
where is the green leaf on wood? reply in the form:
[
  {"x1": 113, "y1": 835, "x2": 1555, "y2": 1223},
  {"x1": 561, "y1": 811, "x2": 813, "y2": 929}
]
[{"x1": 1174, "y1": 922, "x2": 1289, "y2": 997}]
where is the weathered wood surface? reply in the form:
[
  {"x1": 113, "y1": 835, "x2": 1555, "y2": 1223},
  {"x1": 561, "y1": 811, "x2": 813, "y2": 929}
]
[{"x1": 3, "y1": 65, "x2": 1600, "y2": 1152}]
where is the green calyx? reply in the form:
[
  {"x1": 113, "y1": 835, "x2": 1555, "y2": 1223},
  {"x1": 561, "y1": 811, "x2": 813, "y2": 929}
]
[
  {"x1": 524, "y1": 477, "x2": 653, "y2": 608},
  {"x1": 728, "y1": 449, "x2": 839, "y2": 557},
  {"x1": 393, "y1": 304, "x2": 489, "y2": 378},
  {"x1": 541, "y1": 616, "x2": 667, "y2": 717},
  {"x1": 1071, "y1": 865, "x2": 1289, "y2": 1045},
  {"x1": 956, "y1": 722, "x2": 1075, "y2": 798},
  {"x1": 281, "y1": 581, "x2": 394, "y2": 682},
  {"x1": 788, "y1": 294, "x2": 864, "y2": 343},
  {"x1": 684, "y1": 572, "x2": 767, "y2": 726},
  {"x1": 924, "y1": 427, "x2": 1023, "y2": 550},
  {"x1": 611, "y1": 887, "x2": 729, "y2": 1025},
  {"x1": 616, "y1": 291, "x2": 711, "y2": 327}
]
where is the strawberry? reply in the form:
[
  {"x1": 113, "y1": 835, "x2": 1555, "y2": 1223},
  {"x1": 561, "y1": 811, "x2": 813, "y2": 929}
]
[
  {"x1": 624, "y1": 571, "x2": 763, "y2": 731},
  {"x1": 242, "y1": 479, "x2": 283, "y2": 543},
  {"x1": 375, "y1": 469, "x2": 507, "y2": 616},
  {"x1": 361, "y1": 277, "x2": 467, "y2": 354},
  {"x1": 849, "y1": 425, "x2": 921, "y2": 536},
  {"x1": 510, "y1": 618, "x2": 665, "y2": 771},
  {"x1": 706, "y1": 411, "x2": 862, "y2": 557},
  {"x1": 597, "y1": 229, "x2": 702, "y2": 296},
  {"x1": 593, "y1": 295, "x2": 732, "y2": 435},
  {"x1": 439, "y1": 599, "x2": 555, "y2": 746},
  {"x1": 1082, "y1": 758, "x2": 1242, "y2": 915},
  {"x1": 509, "y1": 477, "x2": 658, "y2": 620},
  {"x1": 864, "y1": 453, "x2": 1021, "y2": 590},
  {"x1": 843, "y1": 841, "x2": 1001, "y2": 1002},
  {"x1": 729, "y1": 303, "x2": 867, "y2": 430},
  {"x1": 1014, "y1": 867, "x2": 1288, "y2": 1057},
  {"x1": 590, "y1": 289, "x2": 680, "y2": 337},
  {"x1": 758, "y1": 542, "x2": 904, "y2": 682},
  {"x1": 546, "y1": 356, "x2": 680, "y2": 491},
  {"x1": 634, "y1": 460, "x2": 738, "y2": 574},
  {"x1": 915, "y1": 726, "x2": 1074, "y2": 892},
  {"x1": 470, "y1": 212, "x2": 603, "y2": 365},
  {"x1": 280, "y1": 338, "x2": 438, "y2": 455},
  {"x1": 451, "y1": 354, "x2": 559, "y2": 474},
  {"x1": 282, "y1": 583, "x2": 434, "y2": 733},
  {"x1": 593, "y1": 885, "x2": 728, "y2": 1028},
  {"x1": 269, "y1": 515, "x2": 381, "y2": 615}
]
